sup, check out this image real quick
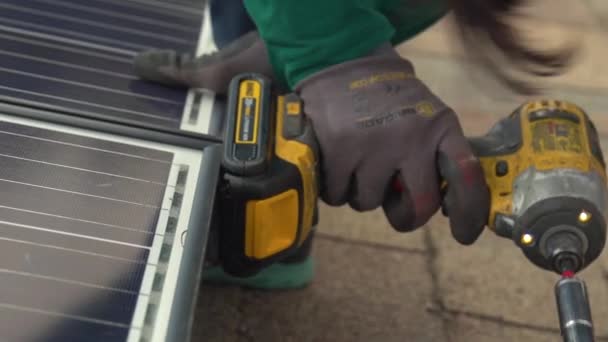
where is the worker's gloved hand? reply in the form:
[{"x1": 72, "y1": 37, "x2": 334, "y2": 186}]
[
  {"x1": 132, "y1": 31, "x2": 278, "y2": 92},
  {"x1": 131, "y1": 34, "x2": 489, "y2": 245},
  {"x1": 294, "y1": 44, "x2": 490, "y2": 245}
]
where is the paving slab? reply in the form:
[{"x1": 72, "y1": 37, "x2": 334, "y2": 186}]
[
  {"x1": 442, "y1": 313, "x2": 560, "y2": 342},
  {"x1": 192, "y1": 237, "x2": 444, "y2": 342},
  {"x1": 191, "y1": 285, "x2": 243, "y2": 342},
  {"x1": 394, "y1": 49, "x2": 608, "y2": 140},
  {"x1": 444, "y1": 110, "x2": 504, "y2": 137},
  {"x1": 519, "y1": 0, "x2": 595, "y2": 25},
  {"x1": 316, "y1": 203, "x2": 427, "y2": 253},
  {"x1": 585, "y1": 0, "x2": 608, "y2": 17},
  {"x1": 600, "y1": 138, "x2": 608, "y2": 155},
  {"x1": 426, "y1": 213, "x2": 608, "y2": 338},
  {"x1": 398, "y1": 10, "x2": 608, "y2": 91}
]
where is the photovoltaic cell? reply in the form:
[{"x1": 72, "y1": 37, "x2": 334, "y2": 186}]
[
  {"x1": 0, "y1": 180, "x2": 163, "y2": 232},
  {"x1": 0, "y1": 272, "x2": 139, "y2": 324},
  {"x1": 0, "y1": 51, "x2": 185, "y2": 102},
  {"x1": 0, "y1": 239, "x2": 146, "y2": 292},
  {"x1": 0, "y1": 120, "x2": 174, "y2": 161},
  {"x1": 0, "y1": 222, "x2": 149, "y2": 262},
  {"x1": 0, "y1": 206, "x2": 156, "y2": 247},
  {"x1": 41, "y1": 0, "x2": 204, "y2": 36},
  {"x1": 0, "y1": 128, "x2": 172, "y2": 183},
  {"x1": 0, "y1": 156, "x2": 167, "y2": 206},
  {"x1": 0, "y1": 32, "x2": 134, "y2": 75},
  {"x1": 0, "y1": 304, "x2": 130, "y2": 342},
  {"x1": 0, "y1": 0, "x2": 201, "y2": 52},
  {"x1": 0, "y1": 66, "x2": 185, "y2": 128},
  {"x1": 0, "y1": 0, "x2": 201, "y2": 48}
]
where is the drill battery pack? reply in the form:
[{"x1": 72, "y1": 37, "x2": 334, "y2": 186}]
[{"x1": 217, "y1": 73, "x2": 320, "y2": 277}]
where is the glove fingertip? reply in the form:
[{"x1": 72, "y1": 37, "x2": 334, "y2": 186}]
[
  {"x1": 382, "y1": 189, "x2": 418, "y2": 232},
  {"x1": 321, "y1": 196, "x2": 346, "y2": 207},
  {"x1": 133, "y1": 49, "x2": 170, "y2": 70},
  {"x1": 320, "y1": 186, "x2": 349, "y2": 207},
  {"x1": 449, "y1": 195, "x2": 489, "y2": 245},
  {"x1": 132, "y1": 50, "x2": 194, "y2": 87},
  {"x1": 451, "y1": 221, "x2": 485, "y2": 245}
]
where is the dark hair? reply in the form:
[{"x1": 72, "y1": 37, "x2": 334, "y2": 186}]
[{"x1": 448, "y1": 0, "x2": 577, "y2": 94}]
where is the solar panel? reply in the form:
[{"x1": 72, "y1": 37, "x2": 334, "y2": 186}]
[
  {"x1": 0, "y1": 0, "x2": 222, "y2": 341},
  {"x1": 0, "y1": 0, "x2": 217, "y2": 134}
]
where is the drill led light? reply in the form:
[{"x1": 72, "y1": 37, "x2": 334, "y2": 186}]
[
  {"x1": 521, "y1": 233, "x2": 534, "y2": 245},
  {"x1": 578, "y1": 211, "x2": 591, "y2": 223}
]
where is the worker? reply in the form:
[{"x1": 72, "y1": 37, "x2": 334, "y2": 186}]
[
  {"x1": 133, "y1": 0, "x2": 573, "y2": 290},
  {"x1": 208, "y1": 0, "x2": 256, "y2": 50}
]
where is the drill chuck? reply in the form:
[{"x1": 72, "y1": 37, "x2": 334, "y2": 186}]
[
  {"x1": 543, "y1": 228, "x2": 587, "y2": 274},
  {"x1": 555, "y1": 276, "x2": 594, "y2": 342},
  {"x1": 554, "y1": 251, "x2": 583, "y2": 274}
]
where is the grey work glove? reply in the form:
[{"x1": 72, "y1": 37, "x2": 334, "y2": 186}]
[
  {"x1": 133, "y1": 31, "x2": 278, "y2": 92},
  {"x1": 294, "y1": 44, "x2": 490, "y2": 244},
  {"x1": 132, "y1": 36, "x2": 490, "y2": 245}
]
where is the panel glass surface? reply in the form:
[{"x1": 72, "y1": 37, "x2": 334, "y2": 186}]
[
  {"x1": 0, "y1": 0, "x2": 206, "y2": 128},
  {"x1": 0, "y1": 118, "x2": 175, "y2": 341}
]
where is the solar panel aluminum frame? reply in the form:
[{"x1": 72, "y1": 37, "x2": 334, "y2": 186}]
[{"x1": 0, "y1": 99, "x2": 223, "y2": 342}]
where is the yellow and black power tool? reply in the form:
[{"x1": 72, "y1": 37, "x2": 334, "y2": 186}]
[
  {"x1": 217, "y1": 73, "x2": 320, "y2": 278},
  {"x1": 467, "y1": 100, "x2": 607, "y2": 342},
  {"x1": 470, "y1": 100, "x2": 607, "y2": 275},
  {"x1": 216, "y1": 73, "x2": 607, "y2": 341}
]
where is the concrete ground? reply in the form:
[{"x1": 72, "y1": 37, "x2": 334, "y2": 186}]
[{"x1": 192, "y1": 1, "x2": 608, "y2": 341}]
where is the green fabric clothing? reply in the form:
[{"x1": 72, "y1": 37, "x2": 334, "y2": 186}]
[
  {"x1": 243, "y1": 0, "x2": 449, "y2": 89},
  {"x1": 202, "y1": 257, "x2": 315, "y2": 290}
]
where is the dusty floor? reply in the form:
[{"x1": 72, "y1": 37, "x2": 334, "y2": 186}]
[{"x1": 192, "y1": 1, "x2": 608, "y2": 341}]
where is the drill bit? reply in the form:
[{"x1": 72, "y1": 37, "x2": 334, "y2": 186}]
[{"x1": 555, "y1": 271, "x2": 595, "y2": 342}]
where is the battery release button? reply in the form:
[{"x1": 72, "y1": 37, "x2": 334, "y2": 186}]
[{"x1": 283, "y1": 94, "x2": 304, "y2": 139}]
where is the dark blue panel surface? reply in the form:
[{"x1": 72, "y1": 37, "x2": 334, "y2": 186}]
[
  {"x1": 0, "y1": 69, "x2": 184, "y2": 126},
  {"x1": 0, "y1": 180, "x2": 162, "y2": 233},
  {"x1": 0, "y1": 155, "x2": 167, "y2": 206},
  {"x1": 0, "y1": 305, "x2": 130, "y2": 342},
  {"x1": 0, "y1": 120, "x2": 174, "y2": 162},
  {"x1": 0, "y1": 239, "x2": 146, "y2": 292},
  {"x1": 0, "y1": 119, "x2": 172, "y2": 251},
  {"x1": 0, "y1": 222, "x2": 150, "y2": 261},
  {"x1": 0, "y1": 32, "x2": 134, "y2": 74},
  {"x1": 0, "y1": 128, "x2": 172, "y2": 183},
  {"x1": 53, "y1": 0, "x2": 203, "y2": 29},
  {"x1": 0, "y1": 0, "x2": 205, "y2": 129},
  {"x1": 0, "y1": 86, "x2": 182, "y2": 129},
  {"x1": 2, "y1": 0, "x2": 201, "y2": 43},
  {"x1": 0, "y1": 3, "x2": 196, "y2": 52},
  {"x1": 0, "y1": 51, "x2": 186, "y2": 102},
  {"x1": 0, "y1": 119, "x2": 175, "y2": 341},
  {"x1": 0, "y1": 206, "x2": 155, "y2": 247},
  {"x1": 0, "y1": 271, "x2": 139, "y2": 325}
]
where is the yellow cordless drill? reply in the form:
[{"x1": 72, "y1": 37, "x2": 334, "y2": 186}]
[
  {"x1": 468, "y1": 99, "x2": 607, "y2": 341},
  {"x1": 218, "y1": 74, "x2": 607, "y2": 342}
]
